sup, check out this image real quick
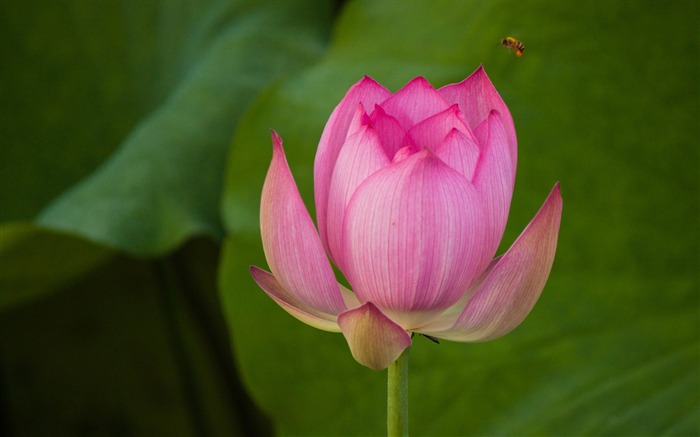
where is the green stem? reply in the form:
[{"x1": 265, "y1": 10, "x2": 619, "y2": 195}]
[{"x1": 387, "y1": 347, "x2": 410, "y2": 437}]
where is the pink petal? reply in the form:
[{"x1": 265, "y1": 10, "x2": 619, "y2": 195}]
[
  {"x1": 407, "y1": 104, "x2": 474, "y2": 152},
  {"x1": 326, "y1": 124, "x2": 390, "y2": 268},
  {"x1": 250, "y1": 266, "x2": 341, "y2": 332},
  {"x1": 438, "y1": 66, "x2": 517, "y2": 176},
  {"x1": 472, "y1": 111, "x2": 516, "y2": 263},
  {"x1": 338, "y1": 302, "x2": 412, "y2": 370},
  {"x1": 343, "y1": 149, "x2": 486, "y2": 329},
  {"x1": 261, "y1": 132, "x2": 347, "y2": 315},
  {"x1": 421, "y1": 183, "x2": 563, "y2": 342},
  {"x1": 379, "y1": 77, "x2": 451, "y2": 129},
  {"x1": 369, "y1": 104, "x2": 412, "y2": 160},
  {"x1": 434, "y1": 128, "x2": 480, "y2": 181},
  {"x1": 315, "y1": 77, "x2": 391, "y2": 256}
]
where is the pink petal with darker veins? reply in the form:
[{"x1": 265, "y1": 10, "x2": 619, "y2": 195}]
[
  {"x1": 379, "y1": 77, "x2": 451, "y2": 129},
  {"x1": 434, "y1": 128, "x2": 481, "y2": 181},
  {"x1": 343, "y1": 148, "x2": 486, "y2": 329},
  {"x1": 315, "y1": 77, "x2": 391, "y2": 256},
  {"x1": 326, "y1": 124, "x2": 391, "y2": 269},
  {"x1": 250, "y1": 266, "x2": 341, "y2": 332},
  {"x1": 260, "y1": 132, "x2": 347, "y2": 315},
  {"x1": 369, "y1": 104, "x2": 412, "y2": 160},
  {"x1": 438, "y1": 66, "x2": 517, "y2": 176},
  {"x1": 472, "y1": 110, "x2": 515, "y2": 265},
  {"x1": 407, "y1": 104, "x2": 474, "y2": 152},
  {"x1": 421, "y1": 183, "x2": 562, "y2": 342}
]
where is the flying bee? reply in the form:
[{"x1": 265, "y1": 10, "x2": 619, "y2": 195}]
[{"x1": 501, "y1": 36, "x2": 525, "y2": 57}]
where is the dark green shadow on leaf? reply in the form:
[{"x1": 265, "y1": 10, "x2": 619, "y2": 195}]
[{"x1": 0, "y1": 222, "x2": 114, "y2": 310}]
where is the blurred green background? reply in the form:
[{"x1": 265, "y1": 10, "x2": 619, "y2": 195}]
[{"x1": 1, "y1": 0, "x2": 698, "y2": 436}]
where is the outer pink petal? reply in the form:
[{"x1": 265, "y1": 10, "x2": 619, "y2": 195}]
[
  {"x1": 421, "y1": 183, "x2": 563, "y2": 342},
  {"x1": 338, "y1": 302, "x2": 412, "y2": 370},
  {"x1": 315, "y1": 77, "x2": 391, "y2": 255},
  {"x1": 250, "y1": 266, "x2": 341, "y2": 332},
  {"x1": 472, "y1": 110, "x2": 516, "y2": 264},
  {"x1": 379, "y1": 77, "x2": 450, "y2": 129},
  {"x1": 434, "y1": 129, "x2": 481, "y2": 181},
  {"x1": 261, "y1": 132, "x2": 347, "y2": 314},
  {"x1": 438, "y1": 66, "x2": 517, "y2": 176},
  {"x1": 326, "y1": 124, "x2": 390, "y2": 268},
  {"x1": 343, "y1": 149, "x2": 486, "y2": 329}
]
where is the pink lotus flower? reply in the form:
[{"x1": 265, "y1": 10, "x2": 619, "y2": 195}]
[{"x1": 250, "y1": 67, "x2": 562, "y2": 370}]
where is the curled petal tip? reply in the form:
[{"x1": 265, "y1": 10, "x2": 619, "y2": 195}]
[
  {"x1": 249, "y1": 266, "x2": 341, "y2": 332},
  {"x1": 270, "y1": 130, "x2": 283, "y2": 151},
  {"x1": 545, "y1": 182, "x2": 563, "y2": 211},
  {"x1": 359, "y1": 75, "x2": 384, "y2": 88}
]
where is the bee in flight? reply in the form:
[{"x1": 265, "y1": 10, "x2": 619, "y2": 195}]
[{"x1": 501, "y1": 36, "x2": 525, "y2": 57}]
